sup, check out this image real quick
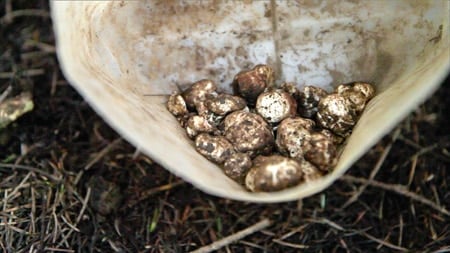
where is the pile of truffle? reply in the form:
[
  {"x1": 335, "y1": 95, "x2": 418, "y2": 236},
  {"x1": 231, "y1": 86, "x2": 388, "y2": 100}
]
[{"x1": 167, "y1": 65, "x2": 375, "y2": 192}]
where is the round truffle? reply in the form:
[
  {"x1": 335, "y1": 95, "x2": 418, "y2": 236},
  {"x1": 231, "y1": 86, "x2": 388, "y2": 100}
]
[
  {"x1": 256, "y1": 89, "x2": 297, "y2": 124},
  {"x1": 245, "y1": 155, "x2": 304, "y2": 192}
]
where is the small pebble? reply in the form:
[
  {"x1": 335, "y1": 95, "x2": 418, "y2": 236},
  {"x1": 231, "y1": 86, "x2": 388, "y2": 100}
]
[
  {"x1": 245, "y1": 155, "x2": 304, "y2": 192},
  {"x1": 256, "y1": 89, "x2": 297, "y2": 124},
  {"x1": 195, "y1": 133, "x2": 235, "y2": 164},
  {"x1": 223, "y1": 110, "x2": 274, "y2": 155}
]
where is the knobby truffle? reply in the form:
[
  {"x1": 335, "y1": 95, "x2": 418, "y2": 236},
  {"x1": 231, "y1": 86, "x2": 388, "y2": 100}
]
[
  {"x1": 275, "y1": 117, "x2": 315, "y2": 160},
  {"x1": 297, "y1": 86, "x2": 328, "y2": 118},
  {"x1": 223, "y1": 110, "x2": 274, "y2": 156}
]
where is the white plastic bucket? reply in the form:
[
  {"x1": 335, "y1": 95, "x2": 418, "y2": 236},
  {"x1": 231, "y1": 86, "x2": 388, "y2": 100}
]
[{"x1": 51, "y1": 1, "x2": 449, "y2": 202}]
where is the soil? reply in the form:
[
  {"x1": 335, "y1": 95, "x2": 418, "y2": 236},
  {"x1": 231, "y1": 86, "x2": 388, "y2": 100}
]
[{"x1": 0, "y1": 1, "x2": 449, "y2": 252}]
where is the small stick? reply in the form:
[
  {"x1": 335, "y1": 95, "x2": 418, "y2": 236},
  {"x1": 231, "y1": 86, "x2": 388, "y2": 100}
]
[
  {"x1": 56, "y1": 188, "x2": 91, "y2": 248},
  {"x1": 125, "y1": 181, "x2": 185, "y2": 209},
  {"x1": 84, "y1": 138, "x2": 122, "y2": 170},
  {"x1": 360, "y1": 231, "x2": 408, "y2": 252},
  {"x1": 190, "y1": 219, "x2": 272, "y2": 253},
  {"x1": 0, "y1": 85, "x2": 12, "y2": 103},
  {"x1": 43, "y1": 248, "x2": 75, "y2": 253},
  {"x1": 341, "y1": 128, "x2": 400, "y2": 209},
  {"x1": 272, "y1": 239, "x2": 308, "y2": 249},
  {"x1": 0, "y1": 163, "x2": 61, "y2": 183},
  {"x1": 3, "y1": 0, "x2": 12, "y2": 24},
  {"x1": 341, "y1": 175, "x2": 450, "y2": 216},
  {"x1": 0, "y1": 69, "x2": 45, "y2": 79},
  {"x1": 0, "y1": 9, "x2": 49, "y2": 24}
]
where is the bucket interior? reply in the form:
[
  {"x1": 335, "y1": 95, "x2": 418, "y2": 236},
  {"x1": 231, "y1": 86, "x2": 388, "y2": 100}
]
[{"x1": 52, "y1": 0, "x2": 449, "y2": 202}]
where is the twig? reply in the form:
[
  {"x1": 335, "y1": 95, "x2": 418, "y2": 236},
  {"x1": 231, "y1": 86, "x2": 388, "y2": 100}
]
[
  {"x1": 0, "y1": 163, "x2": 61, "y2": 183},
  {"x1": 277, "y1": 224, "x2": 308, "y2": 240},
  {"x1": 43, "y1": 248, "x2": 75, "y2": 253},
  {"x1": 4, "y1": 172, "x2": 31, "y2": 204},
  {"x1": 359, "y1": 231, "x2": 408, "y2": 252},
  {"x1": 75, "y1": 187, "x2": 91, "y2": 225},
  {"x1": 341, "y1": 128, "x2": 400, "y2": 209},
  {"x1": 431, "y1": 247, "x2": 450, "y2": 253},
  {"x1": 272, "y1": 239, "x2": 308, "y2": 249},
  {"x1": 125, "y1": 181, "x2": 185, "y2": 209},
  {"x1": 341, "y1": 175, "x2": 450, "y2": 216},
  {"x1": 303, "y1": 218, "x2": 345, "y2": 231},
  {"x1": 56, "y1": 188, "x2": 91, "y2": 248},
  {"x1": 30, "y1": 187, "x2": 36, "y2": 234},
  {"x1": 0, "y1": 9, "x2": 49, "y2": 24},
  {"x1": 401, "y1": 143, "x2": 439, "y2": 169},
  {"x1": 24, "y1": 40, "x2": 56, "y2": 53},
  {"x1": 0, "y1": 85, "x2": 12, "y2": 103},
  {"x1": 398, "y1": 135, "x2": 450, "y2": 162},
  {"x1": 0, "y1": 69, "x2": 45, "y2": 79},
  {"x1": 39, "y1": 194, "x2": 47, "y2": 252},
  {"x1": 3, "y1": 0, "x2": 12, "y2": 24},
  {"x1": 398, "y1": 215, "x2": 403, "y2": 247},
  {"x1": 84, "y1": 138, "x2": 122, "y2": 170},
  {"x1": 239, "y1": 241, "x2": 266, "y2": 250},
  {"x1": 190, "y1": 219, "x2": 272, "y2": 253}
]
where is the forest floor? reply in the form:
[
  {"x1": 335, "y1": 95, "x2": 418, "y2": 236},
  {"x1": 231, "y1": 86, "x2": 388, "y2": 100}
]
[{"x1": 0, "y1": 1, "x2": 449, "y2": 252}]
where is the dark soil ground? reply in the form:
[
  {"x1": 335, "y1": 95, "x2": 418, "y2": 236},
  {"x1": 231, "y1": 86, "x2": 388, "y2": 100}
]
[{"x1": 0, "y1": 1, "x2": 449, "y2": 252}]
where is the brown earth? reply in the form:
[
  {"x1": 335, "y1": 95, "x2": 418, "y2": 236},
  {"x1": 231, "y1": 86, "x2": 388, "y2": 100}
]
[{"x1": 0, "y1": 1, "x2": 449, "y2": 252}]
